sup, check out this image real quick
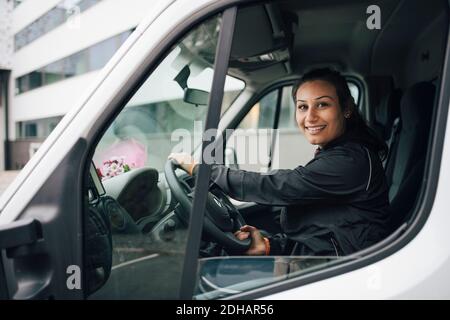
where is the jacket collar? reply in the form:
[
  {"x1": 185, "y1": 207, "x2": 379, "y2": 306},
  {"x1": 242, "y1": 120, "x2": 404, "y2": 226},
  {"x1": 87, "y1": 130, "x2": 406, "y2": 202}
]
[{"x1": 315, "y1": 130, "x2": 351, "y2": 155}]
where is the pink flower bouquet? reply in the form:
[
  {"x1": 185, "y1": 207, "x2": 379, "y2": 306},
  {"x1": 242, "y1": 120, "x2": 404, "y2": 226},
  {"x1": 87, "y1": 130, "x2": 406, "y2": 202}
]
[{"x1": 101, "y1": 156, "x2": 135, "y2": 180}]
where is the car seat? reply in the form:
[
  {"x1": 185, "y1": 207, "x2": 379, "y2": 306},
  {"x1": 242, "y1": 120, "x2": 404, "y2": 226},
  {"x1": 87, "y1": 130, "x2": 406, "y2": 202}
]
[{"x1": 384, "y1": 82, "x2": 436, "y2": 233}]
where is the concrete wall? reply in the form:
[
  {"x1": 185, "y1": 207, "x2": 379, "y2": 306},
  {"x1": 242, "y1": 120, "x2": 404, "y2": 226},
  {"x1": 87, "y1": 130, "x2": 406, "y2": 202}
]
[
  {"x1": 0, "y1": 0, "x2": 13, "y2": 70},
  {"x1": 0, "y1": 0, "x2": 13, "y2": 171},
  {"x1": 7, "y1": 138, "x2": 44, "y2": 170}
]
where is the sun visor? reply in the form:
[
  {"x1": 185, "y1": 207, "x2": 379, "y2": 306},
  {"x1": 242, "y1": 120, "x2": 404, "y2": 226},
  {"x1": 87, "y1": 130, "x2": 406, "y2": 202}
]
[{"x1": 230, "y1": 5, "x2": 289, "y2": 59}]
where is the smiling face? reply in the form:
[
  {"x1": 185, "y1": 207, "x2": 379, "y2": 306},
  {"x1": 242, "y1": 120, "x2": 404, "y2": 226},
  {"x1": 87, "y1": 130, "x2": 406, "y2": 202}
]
[{"x1": 295, "y1": 80, "x2": 348, "y2": 148}]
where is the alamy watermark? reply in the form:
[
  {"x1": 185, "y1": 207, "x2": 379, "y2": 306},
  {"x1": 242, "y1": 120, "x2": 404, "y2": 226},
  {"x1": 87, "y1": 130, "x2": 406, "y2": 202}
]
[
  {"x1": 65, "y1": 4, "x2": 81, "y2": 30},
  {"x1": 366, "y1": 5, "x2": 381, "y2": 30},
  {"x1": 171, "y1": 121, "x2": 280, "y2": 172},
  {"x1": 66, "y1": 265, "x2": 81, "y2": 290}
]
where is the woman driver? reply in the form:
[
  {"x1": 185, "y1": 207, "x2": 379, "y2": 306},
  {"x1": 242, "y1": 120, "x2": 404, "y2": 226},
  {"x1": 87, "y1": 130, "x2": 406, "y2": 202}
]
[{"x1": 169, "y1": 68, "x2": 390, "y2": 256}]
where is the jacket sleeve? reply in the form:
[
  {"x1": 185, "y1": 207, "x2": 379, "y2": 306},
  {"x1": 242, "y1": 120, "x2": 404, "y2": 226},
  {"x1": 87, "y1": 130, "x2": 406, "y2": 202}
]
[
  {"x1": 267, "y1": 233, "x2": 289, "y2": 255},
  {"x1": 205, "y1": 146, "x2": 370, "y2": 206}
]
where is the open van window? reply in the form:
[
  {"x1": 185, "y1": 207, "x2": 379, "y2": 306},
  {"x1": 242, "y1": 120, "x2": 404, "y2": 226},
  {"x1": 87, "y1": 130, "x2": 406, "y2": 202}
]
[
  {"x1": 1, "y1": 0, "x2": 449, "y2": 300},
  {"x1": 85, "y1": 0, "x2": 449, "y2": 299}
]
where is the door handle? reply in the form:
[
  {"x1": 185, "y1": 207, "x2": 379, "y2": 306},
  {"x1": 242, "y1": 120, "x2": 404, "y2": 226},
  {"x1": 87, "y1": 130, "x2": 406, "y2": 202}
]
[{"x1": 0, "y1": 219, "x2": 42, "y2": 257}]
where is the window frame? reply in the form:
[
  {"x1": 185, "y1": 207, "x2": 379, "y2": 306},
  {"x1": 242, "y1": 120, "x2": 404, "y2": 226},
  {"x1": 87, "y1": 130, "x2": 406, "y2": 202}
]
[
  {"x1": 179, "y1": 7, "x2": 238, "y2": 299},
  {"x1": 346, "y1": 75, "x2": 367, "y2": 121},
  {"x1": 227, "y1": 87, "x2": 281, "y2": 171},
  {"x1": 81, "y1": 5, "x2": 240, "y2": 299},
  {"x1": 80, "y1": 0, "x2": 450, "y2": 300}
]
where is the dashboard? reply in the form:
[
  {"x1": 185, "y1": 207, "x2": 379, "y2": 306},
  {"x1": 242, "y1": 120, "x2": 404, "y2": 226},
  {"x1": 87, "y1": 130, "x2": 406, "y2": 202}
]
[{"x1": 99, "y1": 166, "x2": 194, "y2": 235}]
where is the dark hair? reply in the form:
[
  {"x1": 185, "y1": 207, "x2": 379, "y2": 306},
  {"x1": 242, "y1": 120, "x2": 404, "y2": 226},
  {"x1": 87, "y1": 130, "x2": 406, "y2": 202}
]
[{"x1": 292, "y1": 68, "x2": 387, "y2": 159}]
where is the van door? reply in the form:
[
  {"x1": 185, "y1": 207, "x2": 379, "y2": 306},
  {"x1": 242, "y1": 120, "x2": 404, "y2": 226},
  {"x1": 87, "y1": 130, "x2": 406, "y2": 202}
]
[{"x1": 0, "y1": 5, "x2": 238, "y2": 299}]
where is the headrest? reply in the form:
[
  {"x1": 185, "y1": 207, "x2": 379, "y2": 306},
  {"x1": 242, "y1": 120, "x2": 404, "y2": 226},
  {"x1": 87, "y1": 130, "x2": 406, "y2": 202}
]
[
  {"x1": 400, "y1": 82, "x2": 436, "y2": 132},
  {"x1": 374, "y1": 89, "x2": 402, "y2": 139}
]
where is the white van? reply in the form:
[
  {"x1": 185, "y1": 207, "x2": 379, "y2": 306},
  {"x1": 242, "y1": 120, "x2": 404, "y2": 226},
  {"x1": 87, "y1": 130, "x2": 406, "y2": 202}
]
[{"x1": 0, "y1": 0, "x2": 449, "y2": 299}]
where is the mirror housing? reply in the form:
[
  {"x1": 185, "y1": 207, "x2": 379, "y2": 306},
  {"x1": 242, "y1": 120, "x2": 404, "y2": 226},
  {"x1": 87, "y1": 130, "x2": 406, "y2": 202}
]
[
  {"x1": 183, "y1": 88, "x2": 209, "y2": 106},
  {"x1": 174, "y1": 65, "x2": 210, "y2": 106}
]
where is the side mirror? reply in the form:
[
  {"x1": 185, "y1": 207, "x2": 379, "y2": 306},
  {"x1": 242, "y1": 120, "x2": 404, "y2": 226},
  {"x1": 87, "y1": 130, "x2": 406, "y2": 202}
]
[{"x1": 184, "y1": 88, "x2": 209, "y2": 106}]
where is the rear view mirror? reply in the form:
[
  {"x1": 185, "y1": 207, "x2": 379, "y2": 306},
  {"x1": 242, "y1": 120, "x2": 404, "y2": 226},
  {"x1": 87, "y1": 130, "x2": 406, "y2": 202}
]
[
  {"x1": 183, "y1": 88, "x2": 209, "y2": 106},
  {"x1": 174, "y1": 65, "x2": 210, "y2": 106}
]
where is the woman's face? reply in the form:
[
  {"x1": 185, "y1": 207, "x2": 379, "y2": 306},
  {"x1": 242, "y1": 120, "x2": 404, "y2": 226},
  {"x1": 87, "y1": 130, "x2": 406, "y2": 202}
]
[{"x1": 295, "y1": 80, "x2": 347, "y2": 148}]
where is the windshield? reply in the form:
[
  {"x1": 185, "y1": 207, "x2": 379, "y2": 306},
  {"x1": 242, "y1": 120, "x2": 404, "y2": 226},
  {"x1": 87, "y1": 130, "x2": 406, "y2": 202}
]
[{"x1": 93, "y1": 20, "x2": 245, "y2": 173}]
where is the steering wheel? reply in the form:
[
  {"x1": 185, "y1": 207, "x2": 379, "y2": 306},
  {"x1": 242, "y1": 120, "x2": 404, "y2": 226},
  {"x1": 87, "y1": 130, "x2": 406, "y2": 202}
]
[{"x1": 164, "y1": 159, "x2": 251, "y2": 252}]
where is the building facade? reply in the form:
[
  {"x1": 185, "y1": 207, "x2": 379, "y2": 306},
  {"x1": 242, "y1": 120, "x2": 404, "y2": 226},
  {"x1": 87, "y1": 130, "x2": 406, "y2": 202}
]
[
  {"x1": 0, "y1": 0, "x2": 13, "y2": 171},
  {"x1": 1, "y1": 0, "x2": 161, "y2": 170}
]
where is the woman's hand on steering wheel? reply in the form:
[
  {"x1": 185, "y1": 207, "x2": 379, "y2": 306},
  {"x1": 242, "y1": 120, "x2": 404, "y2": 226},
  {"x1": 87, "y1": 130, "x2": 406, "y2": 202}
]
[
  {"x1": 168, "y1": 152, "x2": 197, "y2": 175},
  {"x1": 234, "y1": 225, "x2": 267, "y2": 255},
  {"x1": 164, "y1": 157, "x2": 251, "y2": 252}
]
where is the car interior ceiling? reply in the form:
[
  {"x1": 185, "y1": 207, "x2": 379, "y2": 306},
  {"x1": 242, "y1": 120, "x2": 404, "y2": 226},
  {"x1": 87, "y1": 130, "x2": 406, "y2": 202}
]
[{"x1": 226, "y1": 0, "x2": 449, "y2": 236}]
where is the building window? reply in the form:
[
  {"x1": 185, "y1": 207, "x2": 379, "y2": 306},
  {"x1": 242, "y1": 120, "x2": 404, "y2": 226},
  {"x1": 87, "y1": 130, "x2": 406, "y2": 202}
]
[
  {"x1": 14, "y1": 0, "x2": 103, "y2": 51},
  {"x1": 28, "y1": 71, "x2": 43, "y2": 90},
  {"x1": 64, "y1": 51, "x2": 89, "y2": 78},
  {"x1": 88, "y1": 36, "x2": 118, "y2": 70},
  {"x1": 15, "y1": 29, "x2": 132, "y2": 94},
  {"x1": 17, "y1": 116, "x2": 63, "y2": 139},
  {"x1": 24, "y1": 123, "x2": 37, "y2": 137},
  {"x1": 43, "y1": 60, "x2": 64, "y2": 85}
]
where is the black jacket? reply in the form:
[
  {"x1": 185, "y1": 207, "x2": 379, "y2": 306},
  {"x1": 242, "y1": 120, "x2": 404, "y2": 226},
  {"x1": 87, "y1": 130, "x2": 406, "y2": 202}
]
[{"x1": 205, "y1": 134, "x2": 390, "y2": 256}]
